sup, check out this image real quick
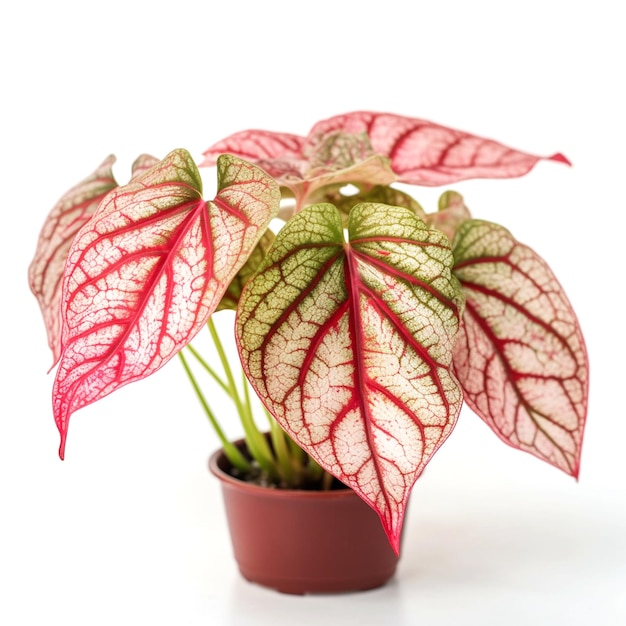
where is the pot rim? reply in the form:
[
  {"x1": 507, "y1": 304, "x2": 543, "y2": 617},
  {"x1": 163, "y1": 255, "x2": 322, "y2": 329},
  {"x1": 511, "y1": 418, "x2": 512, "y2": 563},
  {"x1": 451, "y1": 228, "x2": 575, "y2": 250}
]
[{"x1": 209, "y1": 440, "x2": 361, "y2": 501}]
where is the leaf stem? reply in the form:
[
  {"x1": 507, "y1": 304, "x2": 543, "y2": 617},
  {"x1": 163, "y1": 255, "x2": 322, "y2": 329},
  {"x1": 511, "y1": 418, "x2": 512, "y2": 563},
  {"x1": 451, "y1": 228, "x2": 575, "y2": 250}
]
[
  {"x1": 208, "y1": 317, "x2": 277, "y2": 479},
  {"x1": 266, "y1": 410, "x2": 295, "y2": 485},
  {"x1": 182, "y1": 315, "x2": 333, "y2": 489},
  {"x1": 185, "y1": 344, "x2": 230, "y2": 396},
  {"x1": 178, "y1": 351, "x2": 250, "y2": 473}
]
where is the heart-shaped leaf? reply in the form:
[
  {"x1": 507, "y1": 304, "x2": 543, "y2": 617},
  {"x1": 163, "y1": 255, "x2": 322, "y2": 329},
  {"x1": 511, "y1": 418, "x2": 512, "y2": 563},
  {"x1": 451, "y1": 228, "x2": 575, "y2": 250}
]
[
  {"x1": 236, "y1": 202, "x2": 464, "y2": 552},
  {"x1": 29, "y1": 155, "x2": 118, "y2": 365},
  {"x1": 452, "y1": 220, "x2": 589, "y2": 476},
  {"x1": 53, "y1": 150, "x2": 279, "y2": 458},
  {"x1": 308, "y1": 111, "x2": 571, "y2": 185}
]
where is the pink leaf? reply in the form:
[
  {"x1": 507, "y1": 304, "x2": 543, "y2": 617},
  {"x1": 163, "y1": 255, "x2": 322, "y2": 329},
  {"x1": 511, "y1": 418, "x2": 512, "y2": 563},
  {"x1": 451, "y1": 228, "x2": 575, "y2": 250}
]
[
  {"x1": 425, "y1": 191, "x2": 473, "y2": 242},
  {"x1": 237, "y1": 202, "x2": 464, "y2": 552},
  {"x1": 308, "y1": 111, "x2": 571, "y2": 185},
  {"x1": 53, "y1": 150, "x2": 279, "y2": 458},
  {"x1": 452, "y1": 220, "x2": 588, "y2": 476},
  {"x1": 130, "y1": 154, "x2": 160, "y2": 178},
  {"x1": 201, "y1": 112, "x2": 569, "y2": 196},
  {"x1": 28, "y1": 156, "x2": 118, "y2": 365},
  {"x1": 200, "y1": 129, "x2": 306, "y2": 169}
]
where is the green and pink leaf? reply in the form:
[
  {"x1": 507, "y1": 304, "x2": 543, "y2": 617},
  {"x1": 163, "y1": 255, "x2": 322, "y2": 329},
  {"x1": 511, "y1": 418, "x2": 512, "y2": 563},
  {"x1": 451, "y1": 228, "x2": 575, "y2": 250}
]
[
  {"x1": 452, "y1": 220, "x2": 588, "y2": 476},
  {"x1": 425, "y1": 190, "x2": 473, "y2": 242},
  {"x1": 130, "y1": 154, "x2": 160, "y2": 178},
  {"x1": 53, "y1": 150, "x2": 279, "y2": 458},
  {"x1": 29, "y1": 153, "x2": 161, "y2": 366},
  {"x1": 236, "y1": 202, "x2": 465, "y2": 552},
  {"x1": 28, "y1": 156, "x2": 118, "y2": 365},
  {"x1": 310, "y1": 184, "x2": 427, "y2": 222}
]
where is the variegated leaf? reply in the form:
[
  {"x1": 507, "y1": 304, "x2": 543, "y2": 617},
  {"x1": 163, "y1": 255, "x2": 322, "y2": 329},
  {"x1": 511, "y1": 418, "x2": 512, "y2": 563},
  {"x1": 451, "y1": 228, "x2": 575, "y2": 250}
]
[
  {"x1": 425, "y1": 191, "x2": 473, "y2": 242},
  {"x1": 237, "y1": 202, "x2": 464, "y2": 552},
  {"x1": 217, "y1": 229, "x2": 275, "y2": 311},
  {"x1": 130, "y1": 154, "x2": 160, "y2": 178},
  {"x1": 201, "y1": 129, "x2": 306, "y2": 170},
  {"x1": 452, "y1": 220, "x2": 588, "y2": 476},
  {"x1": 308, "y1": 111, "x2": 571, "y2": 185},
  {"x1": 53, "y1": 150, "x2": 279, "y2": 458},
  {"x1": 309, "y1": 184, "x2": 427, "y2": 223},
  {"x1": 29, "y1": 156, "x2": 118, "y2": 365}
]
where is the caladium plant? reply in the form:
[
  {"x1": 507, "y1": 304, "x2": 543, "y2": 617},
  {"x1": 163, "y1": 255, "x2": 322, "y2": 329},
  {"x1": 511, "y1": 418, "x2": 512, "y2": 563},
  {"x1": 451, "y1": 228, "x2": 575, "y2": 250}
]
[{"x1": 30, "y1": 111, "x2": 588, "y2": 554}]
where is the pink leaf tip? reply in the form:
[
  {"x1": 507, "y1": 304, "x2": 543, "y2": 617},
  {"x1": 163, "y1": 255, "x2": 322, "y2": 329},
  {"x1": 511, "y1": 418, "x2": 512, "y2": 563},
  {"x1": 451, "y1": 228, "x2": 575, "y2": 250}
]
[{"x1": 548, "y1": 152, "x2": 572, "y2": 166}]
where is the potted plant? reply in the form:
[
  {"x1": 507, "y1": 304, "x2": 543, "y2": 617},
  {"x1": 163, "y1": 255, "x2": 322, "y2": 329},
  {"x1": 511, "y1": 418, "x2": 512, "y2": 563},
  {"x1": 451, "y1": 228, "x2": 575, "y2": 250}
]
[{"x1": 29, "y1": 111, "x2": 589, "y2": 594}]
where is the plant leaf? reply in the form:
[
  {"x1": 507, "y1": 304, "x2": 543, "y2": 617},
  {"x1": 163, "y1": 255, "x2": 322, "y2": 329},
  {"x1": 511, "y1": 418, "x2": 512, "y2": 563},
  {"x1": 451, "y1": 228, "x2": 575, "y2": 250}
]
[
  {"x1": 308, "y1": 111, "x2": 571, "y2": 185},
  {"x1": 202, "y1": 128, "x2": 396, "y2": 211},
  {"x1": 425, "y1": 191, "x2": 473, "y2": 242},
  {"x1": 299, "y1": 132, "x2": 397, "y2": 190},
  {"x1": 29, "y1": 156, "x2": 118, "y2": 365},
  {"x1": 452, "y1": 220, "x2": 588, "y2": 476},
  {"x1": 130, "y1": 154, "x2": 160, "y2": 178},
  {"x1": 310, "y1": 184, "x2": 426, "y2": 221},
  {"x1": 236, "y1": 202, "x2": 464, "y2": 552},
  {"x1": 53, "y1": 150, "x2": 279, "y2": 458},
  {"x1": 216, "y1": 229, "x2": 275, "y2": 312},
  {"x1": 200, "y1": 129, "x2": 306, "y2": 169}
]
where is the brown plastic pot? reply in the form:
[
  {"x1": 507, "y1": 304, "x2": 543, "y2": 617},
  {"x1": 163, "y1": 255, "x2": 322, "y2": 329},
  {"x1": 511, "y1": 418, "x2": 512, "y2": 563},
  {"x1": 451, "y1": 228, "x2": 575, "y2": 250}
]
[{"x1": 209, "y1": 439, "x2": 400, "y2": 594}]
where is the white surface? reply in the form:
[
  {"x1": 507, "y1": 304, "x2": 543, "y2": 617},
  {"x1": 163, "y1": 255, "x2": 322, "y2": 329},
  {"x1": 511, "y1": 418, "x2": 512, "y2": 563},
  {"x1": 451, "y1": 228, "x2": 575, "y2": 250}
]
[{"x1": 1, "y1": 1, "x2": 624, "y2": 625}]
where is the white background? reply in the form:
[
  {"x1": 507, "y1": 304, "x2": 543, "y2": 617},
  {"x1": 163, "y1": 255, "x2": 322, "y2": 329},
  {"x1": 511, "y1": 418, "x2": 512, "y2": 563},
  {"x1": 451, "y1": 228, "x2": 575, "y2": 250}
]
[{"x1": 1, "y1": 1, "x2": 624, "y2": 624}]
